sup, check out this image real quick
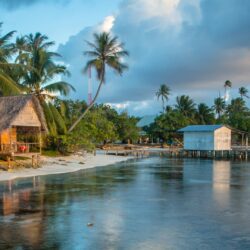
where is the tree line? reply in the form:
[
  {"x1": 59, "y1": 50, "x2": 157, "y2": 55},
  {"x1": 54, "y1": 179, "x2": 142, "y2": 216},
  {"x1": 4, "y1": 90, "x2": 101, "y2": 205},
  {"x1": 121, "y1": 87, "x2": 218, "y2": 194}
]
[
  {"x1": 0, "y1": 22, "x2": 138, "y2": 152},
  {"x1": 149, "y1": 82, "x2": 250, "y2": 142}
]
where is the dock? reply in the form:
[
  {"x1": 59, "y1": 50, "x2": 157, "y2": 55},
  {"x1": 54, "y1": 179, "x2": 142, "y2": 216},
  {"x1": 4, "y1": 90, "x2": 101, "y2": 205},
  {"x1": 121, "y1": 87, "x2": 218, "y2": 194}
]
[{"x1": 104, "y1": 146, "x2": 250, "y2": 160}]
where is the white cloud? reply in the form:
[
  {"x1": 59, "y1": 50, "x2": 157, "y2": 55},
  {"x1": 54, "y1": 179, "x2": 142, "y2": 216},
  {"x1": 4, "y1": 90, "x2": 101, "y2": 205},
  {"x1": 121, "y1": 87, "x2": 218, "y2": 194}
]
[
  {"x1": 58, "y1": 0, "x2": 250, "y2": 115},
  {"x1": 97, "y1": 15, "x2": 115, "y2": 33}
]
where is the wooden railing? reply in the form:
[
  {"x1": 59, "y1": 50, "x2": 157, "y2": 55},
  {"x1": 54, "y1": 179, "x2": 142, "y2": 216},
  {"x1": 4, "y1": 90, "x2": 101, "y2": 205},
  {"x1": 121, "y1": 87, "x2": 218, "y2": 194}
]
[{"x1": 0, "y1": 143, "x2": 41, "y2": 154}]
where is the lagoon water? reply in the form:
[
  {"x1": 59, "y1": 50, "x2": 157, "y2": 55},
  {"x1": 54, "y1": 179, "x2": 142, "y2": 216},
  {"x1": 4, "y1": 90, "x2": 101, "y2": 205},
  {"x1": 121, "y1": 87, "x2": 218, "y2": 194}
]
[{"x1": 1, "y1": 157, "x2": 250, "y2": 250}]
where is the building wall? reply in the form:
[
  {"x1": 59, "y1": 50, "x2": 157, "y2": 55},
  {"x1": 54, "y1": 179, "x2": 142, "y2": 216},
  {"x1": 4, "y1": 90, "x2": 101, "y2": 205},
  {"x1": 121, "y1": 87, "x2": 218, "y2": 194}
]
[
  {"x1": 11, "y1": 100, "x2": 41, "y2": 127},
  {"x1": 184, "y1": 131, "x2": 214, "y2": 150},
  {"x1": 0, "y1": 127, "x2": 17, "y2": 145},
  {"x1": 214, "y1": 127, "x2": 231, "y2": 150}
]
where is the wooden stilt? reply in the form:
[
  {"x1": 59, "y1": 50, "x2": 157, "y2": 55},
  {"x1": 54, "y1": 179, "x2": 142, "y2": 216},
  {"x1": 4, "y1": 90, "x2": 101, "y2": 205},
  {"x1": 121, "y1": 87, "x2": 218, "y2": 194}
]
[
  {"x1": 32, "y1": 155, "x2": 35, "y2": 168},
  {"x1": 7, "y1": 156, "x2": 11, "y2": 169}
]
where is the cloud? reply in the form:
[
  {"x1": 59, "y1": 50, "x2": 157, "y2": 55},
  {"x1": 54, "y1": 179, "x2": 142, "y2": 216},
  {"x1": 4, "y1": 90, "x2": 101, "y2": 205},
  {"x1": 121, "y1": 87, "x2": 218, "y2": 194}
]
[
  {"x1": 0, "y1": 0, "x2": 68, "y2": 10},
  {"x1": 58, "y1": 0, "x2": 250, "y2": 114}
]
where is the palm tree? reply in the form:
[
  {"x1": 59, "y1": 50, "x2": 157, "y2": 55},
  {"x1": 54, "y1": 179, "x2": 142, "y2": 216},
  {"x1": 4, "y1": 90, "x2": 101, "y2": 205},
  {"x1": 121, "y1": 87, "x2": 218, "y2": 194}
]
[
  {"x1": 213, "y1": 97, "x2": 226, "y2": 118},
  {"x1": 68, "y1": 32, "x2": 129, "y2": 132},
  {"x1": 239, "y1": 87, "x2": 249, "y2": 99},
  {"x1": 224, "y1": 80, "x2": 232, "y2": 101},
  {"x1": 14, "y1": 33, "x2": 75, "y2": 135},
  {"x1": 175, "y1": 95, "x2": 196, "y2": 118},
  {"x1": 227, "y1": 97, "x2": 247, "y2": 114},
  {"x1": 16, "y1": 32, "x2": 75, "y2": 101},
  {"x1": 0, "y1": 23, "x2": 21, "y2": 95},
  {"x1": 196, "y1": 103, "x2": 215, "y2": 124},
  {"x1": 156, "y1": 84, "x2": 170, "y2": 112}
]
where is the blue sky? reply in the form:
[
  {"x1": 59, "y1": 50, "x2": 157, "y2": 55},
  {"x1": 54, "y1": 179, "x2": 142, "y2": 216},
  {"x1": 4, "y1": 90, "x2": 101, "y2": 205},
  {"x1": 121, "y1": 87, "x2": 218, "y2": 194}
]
[{"x1": 1, "y1": 0, "x2": 250, "y2": 115}]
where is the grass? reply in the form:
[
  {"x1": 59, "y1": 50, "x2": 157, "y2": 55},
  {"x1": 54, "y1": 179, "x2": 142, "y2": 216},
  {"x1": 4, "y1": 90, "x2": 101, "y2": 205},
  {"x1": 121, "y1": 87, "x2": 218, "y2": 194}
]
[{"x1": 42, "y1": 150, "x2": 62, "y2": 157}]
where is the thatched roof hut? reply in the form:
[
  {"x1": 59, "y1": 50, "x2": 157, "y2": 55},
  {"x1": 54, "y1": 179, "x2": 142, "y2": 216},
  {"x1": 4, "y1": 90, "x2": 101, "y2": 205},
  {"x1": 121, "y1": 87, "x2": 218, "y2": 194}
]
[
  {"x1": 0, "y1": 95, "x2": 48, "y2": 154},
  {"x1": 0, "y1": 95, "x2": 48, "y2": 133}
]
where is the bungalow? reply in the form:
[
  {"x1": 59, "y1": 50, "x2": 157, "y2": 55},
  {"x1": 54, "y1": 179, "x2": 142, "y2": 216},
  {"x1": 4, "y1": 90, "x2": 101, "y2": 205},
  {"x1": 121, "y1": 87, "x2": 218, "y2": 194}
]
[
  {"x1": 178, "y1": 125, "x2": 231, "y2": 151},
  {"x1": 0, "y1": 95, "x2": 48, "y2": 155}
]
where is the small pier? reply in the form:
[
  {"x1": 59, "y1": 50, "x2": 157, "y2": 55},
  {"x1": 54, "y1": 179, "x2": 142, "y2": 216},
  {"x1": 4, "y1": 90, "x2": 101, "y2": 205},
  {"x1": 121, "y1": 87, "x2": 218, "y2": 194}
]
[{"x1": 104, "y1": 147, "x2": 250, "y2": 161}]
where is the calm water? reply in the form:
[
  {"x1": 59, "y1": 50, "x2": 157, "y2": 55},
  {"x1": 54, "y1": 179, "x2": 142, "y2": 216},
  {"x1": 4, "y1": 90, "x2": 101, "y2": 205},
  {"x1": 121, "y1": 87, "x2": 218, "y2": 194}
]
[{"x1": 0, "y1": 157, "x2": 250, "y2": 250}]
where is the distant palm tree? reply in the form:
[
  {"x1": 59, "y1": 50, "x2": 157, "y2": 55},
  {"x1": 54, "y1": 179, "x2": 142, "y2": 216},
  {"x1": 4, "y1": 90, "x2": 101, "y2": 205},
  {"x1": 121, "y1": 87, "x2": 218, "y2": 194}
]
[
  {"x1": 156, "y1": 84, "x2": 170, "y2": 112},
  {"x1": 239, "y1": 87, "x2": 249, "y2": 99},
  {"x1": 227, "y1": 97, "x2": 247, "y2": 114},
  {"x1": 196, "y1": 103, "x2": 215, "y2": 124},
  {"x1": 213, "y1": 97, "x2": 226, "y2": 118},
  {"x1": 175, "y1": 95, "x2": 196, "y2": 117},
  {"x1": 224, "y1": 80, "x2": 232, "y2": 101},
  {"x1": 68, "y1": 32, "x2": 129, "y2": 132}
]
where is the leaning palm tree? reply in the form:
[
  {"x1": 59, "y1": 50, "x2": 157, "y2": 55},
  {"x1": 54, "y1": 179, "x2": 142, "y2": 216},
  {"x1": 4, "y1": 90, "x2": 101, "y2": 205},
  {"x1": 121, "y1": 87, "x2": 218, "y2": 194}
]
[
  {"x1": 239, "y1": 87, "x2": 249, "y2": 99},
  {"x1": 156, "y1": 84, "x2": 170, "y2": 112},
  {"x1": 68, "y1": 32, "x2": 129, "y2": 132},
  {"x1": 213, "y1": 97, "x2": 226, "y2": 118}
]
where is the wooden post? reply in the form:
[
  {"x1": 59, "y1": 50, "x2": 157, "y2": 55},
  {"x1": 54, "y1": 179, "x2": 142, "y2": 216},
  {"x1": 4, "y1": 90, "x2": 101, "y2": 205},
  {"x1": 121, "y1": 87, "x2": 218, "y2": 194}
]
[
  {"x1": 7, "y1": 156, "x2": 11, "y2": 169},
  {"x1": 9, "y1": 127, "x2": 12, "y2": 153},
  {"x1": 32, "y1": 155, "x2": 35, "y2": 168},
  {"x1": 37, "y1": 154, "x2": 40, "y2": 167},
  {"x1": 39, "y1": 127, "x2": 42, "y2": 155},
  {"x1": 246, "y1": 135, "x2": 248, "y2": 160}
]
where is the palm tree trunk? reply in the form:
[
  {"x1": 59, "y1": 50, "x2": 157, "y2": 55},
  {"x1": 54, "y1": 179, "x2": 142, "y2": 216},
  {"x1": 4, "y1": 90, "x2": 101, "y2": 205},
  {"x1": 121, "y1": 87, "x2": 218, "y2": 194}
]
[{"x1": 68, "y1": 69, "x2": 104, "y2": 132}]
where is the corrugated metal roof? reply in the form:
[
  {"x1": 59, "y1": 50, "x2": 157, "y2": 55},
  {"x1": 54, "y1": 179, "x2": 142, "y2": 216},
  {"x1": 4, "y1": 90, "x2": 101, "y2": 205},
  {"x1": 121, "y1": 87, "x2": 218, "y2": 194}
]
[{"x1": 178, "y1": 125, "x2": 227, "y2": 132}]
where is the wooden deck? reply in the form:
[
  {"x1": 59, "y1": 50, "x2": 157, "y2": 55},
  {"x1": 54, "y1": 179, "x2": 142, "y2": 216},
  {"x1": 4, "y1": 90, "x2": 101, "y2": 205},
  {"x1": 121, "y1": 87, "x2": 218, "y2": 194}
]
[
  {"x1": 104, "y1": 146, "x2": 250, "y2": 160},
  {"x1": 0, "y1": 142, "x2": 41, "y2": 169}
]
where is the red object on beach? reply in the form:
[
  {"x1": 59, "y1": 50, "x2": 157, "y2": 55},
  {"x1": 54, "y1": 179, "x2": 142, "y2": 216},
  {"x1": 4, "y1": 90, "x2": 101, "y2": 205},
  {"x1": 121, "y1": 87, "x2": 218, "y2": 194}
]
[{"x1": 19, "y1": 145, "x2": 27, "y2": 152}]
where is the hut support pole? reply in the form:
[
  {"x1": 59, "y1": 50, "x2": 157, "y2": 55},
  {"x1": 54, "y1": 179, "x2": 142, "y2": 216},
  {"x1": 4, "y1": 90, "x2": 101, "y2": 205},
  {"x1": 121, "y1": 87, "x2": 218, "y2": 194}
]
[
  {"x1": 246, "y1": 136, "x2": 248, "y2": 161},
  {"x1": 39, "y1": 127, "x2": 42, "y2": 155},
  {"x1": 9, "y1": 127, "x2": 12, "y2": 153},
  {"x1": 32, "y1": 155, "x2": 35, "y2": 168},
  {"x1": 7, "y1": 156, "x2": 11, "y2": 169}
]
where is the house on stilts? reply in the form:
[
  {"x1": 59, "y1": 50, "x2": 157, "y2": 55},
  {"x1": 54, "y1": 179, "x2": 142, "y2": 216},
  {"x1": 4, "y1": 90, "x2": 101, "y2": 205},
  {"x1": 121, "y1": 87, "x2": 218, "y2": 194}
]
[
  {"x1": 0, "y1": 95, "x2": 48, "y2": 161},
  {"x1": 178, "y1": 125, "x2": 249, "y2": 159}
]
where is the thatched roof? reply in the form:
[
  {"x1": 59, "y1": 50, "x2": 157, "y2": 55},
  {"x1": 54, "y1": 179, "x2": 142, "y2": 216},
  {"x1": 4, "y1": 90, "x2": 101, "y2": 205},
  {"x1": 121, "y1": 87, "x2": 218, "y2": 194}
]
[{"x1": 0, "y1": 95, "x2": 48, "y2": 133}]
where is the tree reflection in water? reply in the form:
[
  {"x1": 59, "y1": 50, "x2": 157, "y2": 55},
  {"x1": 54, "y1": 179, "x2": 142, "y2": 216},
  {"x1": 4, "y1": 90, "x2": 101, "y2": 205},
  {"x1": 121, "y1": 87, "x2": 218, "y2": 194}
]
[{"x1": 0, "y1": 158, "x2": 250, "y2": 250}]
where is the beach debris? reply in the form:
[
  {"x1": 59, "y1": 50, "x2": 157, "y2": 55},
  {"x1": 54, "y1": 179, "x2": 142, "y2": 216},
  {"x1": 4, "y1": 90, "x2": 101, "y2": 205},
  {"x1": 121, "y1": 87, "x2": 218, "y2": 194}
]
[
  {"x1": 79, "y1": 162, "x2": 85, "y2": 165},
  {"x1": 87, "y1": 223, "x2": 94, "y2": 227}
]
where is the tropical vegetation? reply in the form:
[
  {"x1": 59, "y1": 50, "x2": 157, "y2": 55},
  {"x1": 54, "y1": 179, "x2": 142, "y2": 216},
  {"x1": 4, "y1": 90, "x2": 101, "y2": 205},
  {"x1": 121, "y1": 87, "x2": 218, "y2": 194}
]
[
  {"x1": 145, "y1": 84, "x2": 250, "y2": 143},
  {"x1": 0, "y1": 23, "x2": 137, "y2": 153}
]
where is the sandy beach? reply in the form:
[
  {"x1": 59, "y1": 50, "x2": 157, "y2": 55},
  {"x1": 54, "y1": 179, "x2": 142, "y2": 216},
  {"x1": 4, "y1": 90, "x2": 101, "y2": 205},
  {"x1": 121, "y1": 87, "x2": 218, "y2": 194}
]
[{"x1": 0, "y1": 152, "x2": 133, "y2": 182}]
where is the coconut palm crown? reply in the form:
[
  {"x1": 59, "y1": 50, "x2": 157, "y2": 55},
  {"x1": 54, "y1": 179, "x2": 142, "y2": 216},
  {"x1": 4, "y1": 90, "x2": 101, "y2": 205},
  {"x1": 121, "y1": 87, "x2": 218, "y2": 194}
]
[
  {"x1": 0, "y1": 23, "x2": 20, "y2": 95},
  {"x1": 156, "y1": 84, "x2": 170, "y2": 112},
  {"x1": 239, "y1": 87, "x2": 249, "y2": 99},
  {"x1": 16, "y1": 32, "x2": 75, "y2": 100}
]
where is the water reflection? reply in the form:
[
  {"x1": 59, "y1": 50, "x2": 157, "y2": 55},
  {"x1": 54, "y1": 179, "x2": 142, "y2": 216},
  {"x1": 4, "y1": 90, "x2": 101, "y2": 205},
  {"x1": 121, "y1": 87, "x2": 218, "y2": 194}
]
[
  {"x1": 0, "y1": 158, "x2": 250, "y2": 249},
  {"x1": 213, "y1": 161, "x2": 231, "y2": 208}
]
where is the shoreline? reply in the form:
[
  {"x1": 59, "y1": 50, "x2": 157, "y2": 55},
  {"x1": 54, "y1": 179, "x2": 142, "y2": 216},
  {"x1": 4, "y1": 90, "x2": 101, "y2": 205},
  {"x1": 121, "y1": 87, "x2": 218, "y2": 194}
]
[{"x1": 0, "y1": 153, "x2": 133, "y2": 182}]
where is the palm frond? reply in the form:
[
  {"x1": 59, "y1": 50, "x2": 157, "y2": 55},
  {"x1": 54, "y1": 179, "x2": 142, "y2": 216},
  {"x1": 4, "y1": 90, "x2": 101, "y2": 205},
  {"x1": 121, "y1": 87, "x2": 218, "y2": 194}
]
[{"x1": 42, "y1": 81, "x2": 75, "y2": 96}]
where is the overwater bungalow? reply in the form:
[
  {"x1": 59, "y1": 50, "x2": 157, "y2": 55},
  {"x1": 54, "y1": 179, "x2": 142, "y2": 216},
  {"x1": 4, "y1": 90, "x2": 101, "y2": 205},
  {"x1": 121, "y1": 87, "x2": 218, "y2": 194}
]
[
  {"x1": 178, "y1": 125, "x2": 232, "y2": 151},
  {"x1": 178, "y1": 125, "x2": 250, "y2": 159},
  {"x1": 0, "y1": 95, "x2": 48, "y2": 157}
]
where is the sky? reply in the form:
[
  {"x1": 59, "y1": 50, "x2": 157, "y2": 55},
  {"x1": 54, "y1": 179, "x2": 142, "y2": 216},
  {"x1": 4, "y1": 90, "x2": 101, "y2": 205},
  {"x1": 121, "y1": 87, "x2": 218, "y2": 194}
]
[{"x1": 1, "y1": 0, "x2": 250, "y2": 115}]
